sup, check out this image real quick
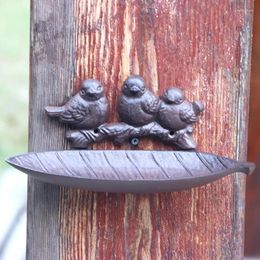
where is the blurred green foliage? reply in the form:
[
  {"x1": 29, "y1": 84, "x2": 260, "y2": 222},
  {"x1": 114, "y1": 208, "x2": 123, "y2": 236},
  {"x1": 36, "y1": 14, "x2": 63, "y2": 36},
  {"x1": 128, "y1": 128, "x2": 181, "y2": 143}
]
[{"x1": 0, "y1": 0, "x2": 29, "y2": 169}]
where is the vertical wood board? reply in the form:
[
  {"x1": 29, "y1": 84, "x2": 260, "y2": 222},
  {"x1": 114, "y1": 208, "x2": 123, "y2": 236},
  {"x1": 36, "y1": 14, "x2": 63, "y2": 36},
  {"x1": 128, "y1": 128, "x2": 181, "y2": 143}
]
[
  {"x1": 28, "y1": 0, "x2": 253, "y2": 259},
  {"x1": 245, "y1": 0, "x2": 260, "y2": 255}
]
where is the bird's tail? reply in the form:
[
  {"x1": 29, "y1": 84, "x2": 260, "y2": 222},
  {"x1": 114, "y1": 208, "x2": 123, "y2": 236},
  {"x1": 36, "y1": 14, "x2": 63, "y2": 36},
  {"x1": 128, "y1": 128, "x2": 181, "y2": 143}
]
[
  {"x1": 44, "y1": 106, "x2": 64, "y2": 117},
  {"x1": 192, "y1": 101, "x2": 204, "y2": 115}
]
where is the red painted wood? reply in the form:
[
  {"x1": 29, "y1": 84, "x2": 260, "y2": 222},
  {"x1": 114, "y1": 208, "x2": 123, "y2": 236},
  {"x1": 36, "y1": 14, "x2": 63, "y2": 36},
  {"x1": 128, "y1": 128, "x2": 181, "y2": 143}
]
[
  {"x1": 60, "y1": 1, "x2": 253, "y2": 259},
  {"x1": 245, "y1": 0, "x2": 260, "y2": 255},
  {"x1": 28, "y1": 0, "x2": 253, "y2": 259}
]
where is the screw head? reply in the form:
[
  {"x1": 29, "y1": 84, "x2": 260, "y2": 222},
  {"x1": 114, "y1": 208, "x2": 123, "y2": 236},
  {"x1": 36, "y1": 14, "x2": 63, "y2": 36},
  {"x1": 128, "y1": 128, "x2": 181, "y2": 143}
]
[{"x1": 130, "y1": 137, "x2": 140, "y2": 146}]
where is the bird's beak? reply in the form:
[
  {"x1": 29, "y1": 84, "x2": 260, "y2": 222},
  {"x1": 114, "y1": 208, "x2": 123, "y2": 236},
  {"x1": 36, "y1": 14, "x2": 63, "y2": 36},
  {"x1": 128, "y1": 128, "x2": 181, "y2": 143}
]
[
  {"x1": 86, "y1": 91, "x2": 96, "y2": 97},
  {"x1": 130, "y1": 85, "x2": 140, "y2": 94}
]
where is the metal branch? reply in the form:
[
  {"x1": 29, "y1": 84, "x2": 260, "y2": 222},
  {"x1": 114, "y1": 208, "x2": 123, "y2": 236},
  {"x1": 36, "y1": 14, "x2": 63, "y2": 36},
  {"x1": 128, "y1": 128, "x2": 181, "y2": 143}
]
[{"x1": 66, "y1": 122, "x2": 197, "y2": 150}]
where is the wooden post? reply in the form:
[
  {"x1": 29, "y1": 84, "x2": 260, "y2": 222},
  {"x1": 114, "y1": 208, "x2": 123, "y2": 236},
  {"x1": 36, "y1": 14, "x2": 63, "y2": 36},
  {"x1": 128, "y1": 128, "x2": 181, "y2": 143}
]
[
  {"x1": 28, "y1": 1, "x2": 253, "y2": 259},
  {"x1": 245, "y1": 0, "x2": 260, "y2": 255}
]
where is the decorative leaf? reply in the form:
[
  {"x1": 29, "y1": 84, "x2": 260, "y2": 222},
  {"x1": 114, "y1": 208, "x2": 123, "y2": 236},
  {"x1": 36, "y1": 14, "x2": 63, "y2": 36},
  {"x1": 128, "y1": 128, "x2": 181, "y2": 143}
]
[{"x1": 6, "y1": 150, "x2": 254, "y2": 193}]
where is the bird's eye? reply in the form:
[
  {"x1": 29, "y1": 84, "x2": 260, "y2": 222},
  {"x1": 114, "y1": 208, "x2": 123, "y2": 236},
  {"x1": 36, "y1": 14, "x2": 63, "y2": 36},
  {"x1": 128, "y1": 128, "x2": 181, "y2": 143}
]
[
  {"x1": 80, "y1": 90, "x2": 86, "y2": 95},
  {"x1": 97, "y1": 85, "x2": 102, "y2": 90}
]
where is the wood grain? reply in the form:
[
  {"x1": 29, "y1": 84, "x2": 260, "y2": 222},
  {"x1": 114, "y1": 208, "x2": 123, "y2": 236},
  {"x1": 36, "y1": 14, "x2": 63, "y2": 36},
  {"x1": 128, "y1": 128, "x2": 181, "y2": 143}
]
[
  {"x1": 28, "y1": 0, "x2": 253, "y2": 259},
  {"x1": 28, "y1": 0, "x2": 75, "y2": 259},
  {"x1": 245, "y1": 0, "x2": 260, "y2": 255}
]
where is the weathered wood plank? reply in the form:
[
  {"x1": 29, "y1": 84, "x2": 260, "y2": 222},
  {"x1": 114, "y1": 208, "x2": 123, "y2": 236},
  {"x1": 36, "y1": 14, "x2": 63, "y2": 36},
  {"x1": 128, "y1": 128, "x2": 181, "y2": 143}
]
[
  {"x1": 28, "y1": 0, "x2": 253, "y2": 259},
  {"x1": 28, "y1": 0, "x2": 75, "y2": 259},
  {"x1": 245, "y1": 0, "x2": 260, "y2": 255}
]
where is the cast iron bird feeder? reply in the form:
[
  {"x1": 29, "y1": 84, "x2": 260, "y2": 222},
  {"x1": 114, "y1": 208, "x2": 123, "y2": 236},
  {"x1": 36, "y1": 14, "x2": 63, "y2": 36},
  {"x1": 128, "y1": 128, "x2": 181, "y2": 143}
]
[{"x1": 6, "y1": 76, "x2": 255, "y2": 193}]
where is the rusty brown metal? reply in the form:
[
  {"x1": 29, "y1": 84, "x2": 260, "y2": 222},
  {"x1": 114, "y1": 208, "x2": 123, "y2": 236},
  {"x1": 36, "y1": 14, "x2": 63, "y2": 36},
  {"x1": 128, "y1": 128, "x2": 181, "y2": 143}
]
[
  {"x1": 6, "y1": 150, "x2": 254, "y2": 193},
  {"x1": 45, "y1": 79, "x2": 109, "y2": 130},
  {"x1": 66, "y1": 122, "x2": 197, "y2": 150},
  {"x1": 46, "y1": 75, "x2": 204, "y2": 149}
]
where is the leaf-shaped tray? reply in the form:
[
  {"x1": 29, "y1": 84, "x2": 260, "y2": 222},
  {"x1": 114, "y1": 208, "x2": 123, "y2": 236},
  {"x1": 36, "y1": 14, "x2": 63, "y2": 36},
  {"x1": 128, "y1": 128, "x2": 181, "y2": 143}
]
[{"x1": 6, "y1": 150, "x2": 254, "y2": 193}]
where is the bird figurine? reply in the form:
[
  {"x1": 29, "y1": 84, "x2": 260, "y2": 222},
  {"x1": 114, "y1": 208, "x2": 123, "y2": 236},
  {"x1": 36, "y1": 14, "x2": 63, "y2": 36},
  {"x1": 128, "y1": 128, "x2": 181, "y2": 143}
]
[
  {"x1": 45, "y1": 79, "x2": 109, "y2": 130},
  {"x1": 118, "y1": 75, "x2": 160, "y2": 127},
  {"x1": 157, "y1": 87, "x2": 204, "y2": 135}
]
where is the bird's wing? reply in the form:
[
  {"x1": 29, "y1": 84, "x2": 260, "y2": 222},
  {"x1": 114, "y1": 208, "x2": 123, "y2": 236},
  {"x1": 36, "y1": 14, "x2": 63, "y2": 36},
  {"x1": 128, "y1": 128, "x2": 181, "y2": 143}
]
[
  {"x1": 141, "y1": 92, "x2": 160, "y2": 114},
  {"x1": 179, "y1": 104, "x2": 197, "y2": 124},
  {"x1": 60, "y1": 102, "x2": 89, "y2": 123}
]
